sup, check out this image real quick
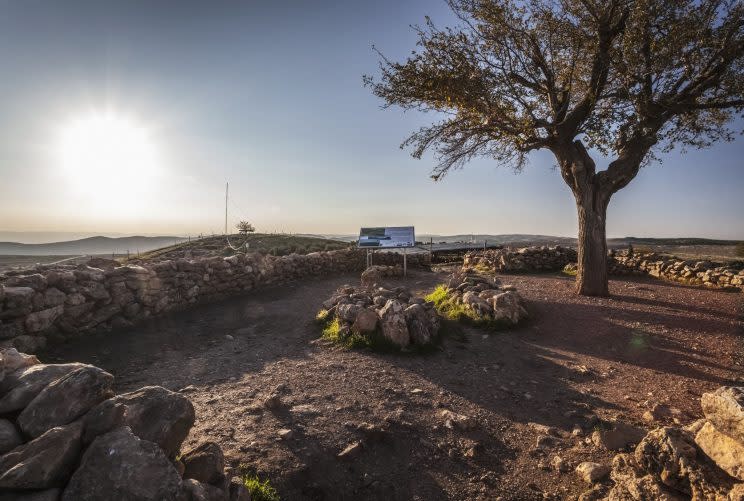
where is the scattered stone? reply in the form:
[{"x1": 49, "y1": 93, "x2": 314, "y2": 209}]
[
  {"x1": 62, "y1": 427, "x2": 182, "y2": 501},
  {"x1": 337, "y1": 441, "x2": 363, "y2": 460},
  {"x1": 591, "y1": 421, "x2": 645, "y2": 451},
  {"x1": 182, "y1": 441, "x2": 225, "y2": 485},
  {"x1": 552, "y1": 456, "x2": 569, "y2": 473},
  {"x1": 180, "y1": 478, "x2": 226, "y2": 501},
  {"x1": 278, "y1": 428, "x2": 294, "y2": 440},
  {"x1": 440, "y1": 409, "x2": 475, "y2": 431},
  {"x1": 575, "y1": 462, "x2": 610, "y2": 483}
]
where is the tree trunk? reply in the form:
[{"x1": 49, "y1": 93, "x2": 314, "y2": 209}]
[{"x1": 575, "y1": 191, "x2": 609, "y2": 296}]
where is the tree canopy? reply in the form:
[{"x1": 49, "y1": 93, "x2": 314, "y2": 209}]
[{"x1": 365, "y1": 0, "x2": 744, "y2": 191}]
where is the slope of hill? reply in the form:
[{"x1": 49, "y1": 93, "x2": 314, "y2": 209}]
[{"x1": 0, "y1": 236, "x2": 186, "y2": 256}]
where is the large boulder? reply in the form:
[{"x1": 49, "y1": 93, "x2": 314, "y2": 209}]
[
  {"x1": 701, "y1": 386, "x2": 744, "y2": 444},
  {"x1": 181, "y1": 441, "x2": 225, "y2": 485},
  {"x1": 634, "y1": 427, "x2": 698, "y2": 495},
  {"x1": 605, "y1": 453, "x2": 687, "y2": 501},
  {"x1": 82, "y1": 385, "x2": 195, "y2": 457},
  {"x1": 351, "y1": 308, "x2": 378, "y2": 334},
  {"x1": 490, "y1": 291, "x2": 528, "y2": 325},
  {"x1": 378, "y1": 300, "x2": 410, "y2": 347},
  {"x1": 18, "y1": 366, "x2": 114, "y2": 438},
  {"x1": 695, "y1": 421, "x2": 744, "y2": 481},
  {"x1": 0, "y1": 363, "x2": 88, "y2": 414},
  {"x1": 0, "y1": 488, "x2": 61, "y2": 501},
  {"x1": 62, "y1": 427, "x2": 182, "y2": 501},
  {"x1": 404, "y1": 303, "x2": 438, "y2": 345},
  {"x1": 0, "y1": 421, "x2": 83, "y2": 490},
  {"x1": 0, "y1": 419, "x2": 23, "y2": 454}
]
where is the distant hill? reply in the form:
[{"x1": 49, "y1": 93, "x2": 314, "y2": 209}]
[{"x1": 0, "y1": 236, "x2": 186, "y2": 256}]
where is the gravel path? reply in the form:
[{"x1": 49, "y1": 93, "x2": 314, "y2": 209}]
[{"x1": 44, "y1": 269, "x2": 744, "y2": 500}]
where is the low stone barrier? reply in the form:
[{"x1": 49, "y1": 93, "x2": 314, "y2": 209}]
[
  {"x1": 463, "y1": 246, "x2": 577, "y2": 273},
  {"x1": 0, "y1": 249, "x2": 427, "y2": 352},
  {"x1": 0, "y1": 347, "x2": 247, "y2": 500},
  {"x1": 609, "y1": 250, "x2": 744, "y2": 291}
]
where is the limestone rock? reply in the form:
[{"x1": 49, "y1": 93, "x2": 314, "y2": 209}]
[
  {"x1": 62, "y1": 427, "x2": 182, "y2": 501},
  {"x1": 0, "y1": 363, "x2": 88, "y2": 414},
  {"x1": 24, "y1": 306, "x2": 64, "y2": 334},
  {"x1": 695, "y1": 421, "x2": 744, "y2": 481},
  {"x1": 336, "y1": 304, "x2": 362, "y2": 323},
  {"x1": 634, "y1": 427, "x2": 697, "y2": 494},
  {"x1": 181, "y1": 442, "x2": 225, "y2": 485},
  {"x1": 19, "y1": 366, "x2": 114, "y2": 438},
  {"x1": 0, "y1": 419, "x2": 23, "y2": 454},
  {"x1": 592, "y1": 421, "x2": 645, "y2": 451},
  {"x1": 0, "y1": 422, "x2": 83, "y2": 490},
  {"x1": 82, "y1": 385, "x2": 195, "y2": 457},
  {"x1": 378, "y1": 300, "x2": 409, "y2": 347},
  {"x1": 0, "y1": 348, "x2": 39, "y2": 375},
  {"x1": 701, "y1": 386, "x2": 744, "y2": 444},
  {"x1": 351, "y1": 308, "x2": 378, "y2": 334},
  {"x1": 404, "y1": 303, "x2": 437, "y2": 345},
  {"x1": 179, "y1": 478, "x2": 226, "y2": 501},
  {"x1": 576, "y1": 462, "x2": 610, "y2": 483},
  {"x1": 606, "y1": 453, "x2": 687, "y2": 501}
]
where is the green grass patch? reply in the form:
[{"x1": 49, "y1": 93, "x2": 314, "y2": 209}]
[
  {"x1": 425, "y1": 284, "x2": 519, "y2": 331},
  {"x1": 316, "y1": 309, "x2": 442, "y2": 354},
  {"x1": 241, "y1": 472, "x2": 280, "y2": 501}
]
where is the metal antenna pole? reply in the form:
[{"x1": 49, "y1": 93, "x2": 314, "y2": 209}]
[{"x1": 224, "y1": 182, "x2": 228, "y2": 235}]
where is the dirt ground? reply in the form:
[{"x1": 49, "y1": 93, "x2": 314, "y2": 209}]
[{"x1": 43, "y1": 268, "x2": 744, "y2": 500}]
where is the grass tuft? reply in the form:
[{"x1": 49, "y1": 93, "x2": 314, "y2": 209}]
[
  {"x1": 241, "y1": 472, "x2": 280, "y2": 501},
  {"x1": 425, "y1": 284, "x2": 518, "y2": 331}
]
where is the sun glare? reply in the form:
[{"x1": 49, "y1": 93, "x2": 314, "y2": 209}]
[{"x1": 56, "y1": 112, "x2": 160, "y2": 207}]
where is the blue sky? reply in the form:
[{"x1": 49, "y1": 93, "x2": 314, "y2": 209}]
[{"x1": 0, "y1": 0, "x2": 742, "y2": 240}]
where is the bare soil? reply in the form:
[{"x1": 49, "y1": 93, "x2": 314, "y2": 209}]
[{"x1": 43, "y1": 268, "x2": 744, "y2": 500}]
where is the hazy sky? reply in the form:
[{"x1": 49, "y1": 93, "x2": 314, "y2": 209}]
[{"x1": 0, "y1": 0, "x2": 742, "y2": 241}]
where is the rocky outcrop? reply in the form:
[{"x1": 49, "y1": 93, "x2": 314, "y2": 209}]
[
  {"x1": 0, "y1": 249, "x2": 427, "y2": 352},
  {"x1": 0, "y1": 348, "x2": 243, "y2": 500},
  {"x1": 594, "y1": 386, "x2": 744, "y2": 500}
]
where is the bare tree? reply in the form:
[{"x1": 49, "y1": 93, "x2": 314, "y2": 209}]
[
  {"x1": 365, "y1": 0, "x2": 744, "y2": 295},
  {"x1": 236, "y1": 221, "x2": 256, "y2": 235}
]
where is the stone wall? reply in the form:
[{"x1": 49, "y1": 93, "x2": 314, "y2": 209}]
[
  {"x1": 463, "y1": 246, "x2": 578, "y2": 273},
  {"x1": 0, "y1": 249, "x2": 427, "y2": 352},
  {"x1": 609, "y1": 250, "x2": 744, "y2": 291},
  {"x1": 463, "y1": 246, "x2": 743, "y2": 292}
]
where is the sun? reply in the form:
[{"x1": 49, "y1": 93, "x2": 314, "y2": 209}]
[{"x1": 56, "y1": 111, "x2": 160, "y2": 205}]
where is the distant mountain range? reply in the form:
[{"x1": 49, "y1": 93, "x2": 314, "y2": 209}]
[
  {"x1": 0, "y1": 233, "x2": 738, "y2": 256},
  {"x1": 0, "y1": 236, "x2": 187, "y2": 256}
]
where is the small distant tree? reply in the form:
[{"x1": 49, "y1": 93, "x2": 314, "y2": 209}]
[
  {"x1": 236, "y1": 221, "x2": 256, "y2": 235},
  {"x1": 366, "y1": 0, "x2": 744, "y2": 296}
]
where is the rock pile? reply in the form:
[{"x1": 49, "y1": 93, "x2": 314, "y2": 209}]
[
  {"x1": 0, "y1": 249, "x2": 427, "y2": 352},
  {"x1": 440, "y1": 269, "x2": 528, "y2": 327},
  {"x1": 0, "y1": 348, "x2": 248, "y2": 500},
  {"x1": 463, "y1": 246, "x2": 577, "y2": 273},
  {"x1": 360, "y1": 265, "x2": 403, "y2": 287},
  {"x1": 320, "y1": 284, "x2": 440, "y2": 349},
  {"x1": 590, "y1": 386, "x2": 744, "y2": 500},
  {"x1": 609, "y1": 250, "x2": 744, "y2": 292}
]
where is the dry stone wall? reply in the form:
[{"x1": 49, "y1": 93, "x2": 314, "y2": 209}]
[
  {"x1": 463, "y1": 246, "x2": 578, "y2": 273},
  {"x1": 463, "y1": 247, "x2": 743, "y2": 292},
  {"x1": 608, "y1": 250, "x2": 744, "y2": 291},
  {"x1": 0, "y1": 249, "x2": 426, "y2": 352}
]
